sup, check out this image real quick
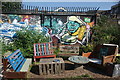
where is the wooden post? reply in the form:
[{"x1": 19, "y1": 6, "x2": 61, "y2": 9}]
[{"x1": 3, "y1": 59, "x2": 8, "y2": 71}]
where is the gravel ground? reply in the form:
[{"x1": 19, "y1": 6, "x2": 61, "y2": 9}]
[{"x1": 27, "y1": 60, "x2": 120, "y2": 79}]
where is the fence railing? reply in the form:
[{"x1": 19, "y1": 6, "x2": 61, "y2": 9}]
[{"x1": 2, "y1": 3, "x2": 99, "y2": 15}]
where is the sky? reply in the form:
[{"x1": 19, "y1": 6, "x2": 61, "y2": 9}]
[
  {"x1": 2, "y1": 0, "x2": 119, "y2": 10},
  {"x1": 22, "y1": 0, "x2": 119, "y2": 2},
  {"x1": 22, "y1": 2, "x2": 118, "y2": 10}
]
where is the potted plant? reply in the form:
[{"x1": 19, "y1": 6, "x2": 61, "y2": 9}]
[{"x1": 81, "y1": 44, "x2": 94, "y2": 57}]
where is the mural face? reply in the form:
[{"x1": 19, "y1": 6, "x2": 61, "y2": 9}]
[
  {"x1": 67, "y1": 21, "x2": 80, "y2": 33},
  {"x1": 43, "y1": 16, "x2": 94, "y2": 45},
  {"x1": 0, "y1": 14, "x2": 94, "y2": 45},
  {"x1": 60, "y1": 16, "x2": 86, "y2": 44}
]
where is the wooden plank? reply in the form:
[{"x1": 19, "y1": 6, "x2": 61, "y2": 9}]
[
  {"x1": 50, "y1": 43, "x2": 53, "y2": 54},
  {"x1": 41, "y1": 44, "x2": 44, "y2": 55},
  {"x1": 38, "y1": 44, "x2": 42, "y2": 55},
  {"x1": 48, "y1": 43, "x2": 51, "y2": 54},
  {"x1": 36, "y1": 44, "x2": 39, "y2": 56},
  {"x1": 34, "y1": 44, "x2": 37, "y2": 62},
  {"x1": 16, "y1": 58, "x2": 26, "y2": 72},
  {"x1": 34, "y1": 44, "x2": 37, "y2": 56},
  {"x1": 39, "y1": 64, "x2": 43, "y2": 75},
  {"x1": 20, "y1": 58, "x2": 32, "y2": 72},
  {"x1": 4, "y1": 72, "x2": 27, "y2": 79},
  {"x1": 59, "y1": 63, "x2": 61, "y2": 73},
  {"x1": 43, "y1": 64, "x2": 46, "y2": 75},
  {"x1": 44, "y1": 43, "x2": 47, "y2": 55},
  {"x1": 34, "y1": 55, "x2": 56, "y2": 59},
  {"x1": 58, "y1": 63, "x2": 61, "y2": 74},
  {"x1": 7, "y1": 49, "x2": 20, "y2": 59},
  {"x1": 55, "y1": 63, "x2": 57, "y2": 74},
  {"x1": 47, "y1": 64, "x2": 50, "y2": 75},
  {"x1": 62, "y1": 63, "x2": 65, "y2": 72},
  {"x1": 46, "y1": 43, "x2": 49, "y2": 55},
  {"x1": 51, "y1": 63, "x2": 54, "y2": 74}
]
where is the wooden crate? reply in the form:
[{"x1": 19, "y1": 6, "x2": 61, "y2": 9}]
[
  {"x1": 39, "y1": 58, "x2": 65, "y2": 75},
  {"x1": 58, "y1": 44, "x2": 80, "y2": 56}
]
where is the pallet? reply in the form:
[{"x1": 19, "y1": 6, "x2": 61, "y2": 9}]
[
  {"x1": 58, "y1": 44, "x2": 80, "y2": 56},
  {"x1": 38, "y1": 58, "x2": 65, "y2": 75},
  {"x1": 3, "y1": 49, "x2": 32, "y2": 79},
  {"x1": 34, "y1": 42, "x2": 56, "y2": 62}
]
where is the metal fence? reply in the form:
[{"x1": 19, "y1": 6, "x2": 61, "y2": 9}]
[{"x1": 2, "y1": 3, "x2": 99, "y2": 15}]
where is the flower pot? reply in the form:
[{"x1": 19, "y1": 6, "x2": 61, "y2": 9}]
[{"x1": 82, "y1": 52, "x2": 92, "y2": 58}]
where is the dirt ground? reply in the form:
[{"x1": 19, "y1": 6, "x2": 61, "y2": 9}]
[{"x1": 27, "y1": 60, "x2": 120, "y2": 79}]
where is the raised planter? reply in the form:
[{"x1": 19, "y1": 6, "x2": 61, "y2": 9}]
[{"x1": 106, "y1": 63, "x2": 120, "y2": 77}]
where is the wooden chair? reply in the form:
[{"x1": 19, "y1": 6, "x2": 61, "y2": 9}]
[
  {"x1": 34, "y1": 42, "x2": 56, "y2": 62},
  {"x1": 82, "y1": 44, "x2": 118, "y2": 65}
]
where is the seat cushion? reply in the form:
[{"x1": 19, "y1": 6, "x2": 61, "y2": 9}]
[
  {"x1": 20, "y1": 58, "x2": 32, "y2": 72},
  {"x1": 89, "y1": 58, "x2": 101, "y2": 64}
]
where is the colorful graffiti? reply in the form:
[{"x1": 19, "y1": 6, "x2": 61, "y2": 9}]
[
  {"x1": 44, "y1": 16, "x2": 94, "y2": 45},
  {"x1": 44, "y1": 17, "x2": 64, "y2": 35},
  {"x1": 0, "y1": 14, "x2": 50, "y2": 45},
  {"x1": 0, "y1": 14, "x2": 94, "y2": 45}
]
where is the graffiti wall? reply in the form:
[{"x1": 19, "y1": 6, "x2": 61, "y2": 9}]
[
  {"x1": 0, "y1": 14, "x2": 95, "y2": 45},
  {"x1": 0, "y1": 14, "x2": 50, "y2": 44},
  {"x1": 44, "y1": 16, "x2": 95, "y2": 45}
]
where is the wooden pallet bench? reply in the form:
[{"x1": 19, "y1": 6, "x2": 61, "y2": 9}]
[
  {"x1": 34, "y1": 42, "x2": 56, "y2": 62},
  {"x1": 58, "y1": 43, "x2": 80, "y2": 57},
  {"x1": 3, "y1": 49, "x2": 32, "y2": 79}
]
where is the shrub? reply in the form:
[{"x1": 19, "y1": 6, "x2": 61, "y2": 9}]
[
  {"x1": 1, "y1": 29, "x2": 51, "y2": 57},
  {"x1": 92, "y1": 15, "x2": 120, "y2": 46}
]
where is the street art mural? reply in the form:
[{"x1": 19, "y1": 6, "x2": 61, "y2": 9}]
[
  {"x1": 0, "y1": 14, "x2": 50, "y2": 45},
  {"x1": 60, "y1": 16, "x2": 87, "y2": 44},
  {"x1": 44, "y1": 16, "x2": 64, "y2": 35},
  {"x1": 0, "y1": 14, "x2": 95, "y2": 45},
  {"x1": 44, "y1": 16, "x2": 94, "y2": 45}
]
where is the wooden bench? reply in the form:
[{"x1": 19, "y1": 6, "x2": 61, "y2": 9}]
[
  {"x1": 3, "y1": 49, "x2": 32, "y2": 79},
  {"x1": 34, "y1": 42, "x2": 56, "y2": 62},
  {"x1": 82, "y1": 44, "x2": 118, "y2": 65},
  {"x1": 58, "y1": 43, "x2": 80, "y2": 57}
]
